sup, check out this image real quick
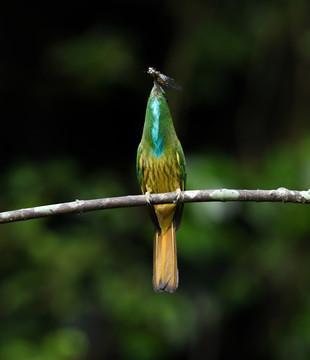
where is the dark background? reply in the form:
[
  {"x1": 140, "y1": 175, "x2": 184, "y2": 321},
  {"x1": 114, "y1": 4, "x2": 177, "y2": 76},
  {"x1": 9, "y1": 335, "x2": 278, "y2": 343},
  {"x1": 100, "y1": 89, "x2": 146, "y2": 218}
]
[{"x1": 1, "y1": 1, "x2": 310, "y2": 359}]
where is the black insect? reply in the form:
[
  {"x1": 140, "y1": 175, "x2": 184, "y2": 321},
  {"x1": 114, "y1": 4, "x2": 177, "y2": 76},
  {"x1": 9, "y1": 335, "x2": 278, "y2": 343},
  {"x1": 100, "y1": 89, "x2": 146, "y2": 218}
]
[{"x1": 147, "y1": 67, "x2": 182, "y2": 91}]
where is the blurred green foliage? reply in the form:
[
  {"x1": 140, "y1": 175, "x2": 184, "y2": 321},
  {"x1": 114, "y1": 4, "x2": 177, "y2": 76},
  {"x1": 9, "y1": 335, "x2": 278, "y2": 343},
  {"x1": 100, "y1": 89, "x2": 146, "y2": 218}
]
[
  {"x1": 52, "y1": 29, "x2": 136, "y2": 93},
  {"x1": 1, "y1": 137, "x2": 310, "y2": 359}
]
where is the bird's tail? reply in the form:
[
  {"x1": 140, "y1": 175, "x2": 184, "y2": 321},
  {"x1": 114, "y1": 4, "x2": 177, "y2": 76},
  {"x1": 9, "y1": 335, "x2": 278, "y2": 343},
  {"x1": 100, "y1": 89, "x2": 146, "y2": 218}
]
[{"x1": 153, "y1": 226, "x2": 178, "y2": 293}]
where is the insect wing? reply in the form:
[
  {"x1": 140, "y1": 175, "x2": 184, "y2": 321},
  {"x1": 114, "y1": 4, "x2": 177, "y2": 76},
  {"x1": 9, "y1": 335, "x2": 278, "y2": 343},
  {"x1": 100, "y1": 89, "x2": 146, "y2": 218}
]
[{"x1": 160, "y1": 74, "x2": 183, "y2": 91}]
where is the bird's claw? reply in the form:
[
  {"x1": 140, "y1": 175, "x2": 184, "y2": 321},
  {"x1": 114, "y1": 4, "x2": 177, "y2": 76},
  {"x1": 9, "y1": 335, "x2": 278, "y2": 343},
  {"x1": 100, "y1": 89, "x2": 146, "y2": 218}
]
[
  {"x1": 145, "y1": 191, "x2": 152, "y2": 205},
  {"x1": 173, "y1": 188, "x2": 182, "y2": 204}
]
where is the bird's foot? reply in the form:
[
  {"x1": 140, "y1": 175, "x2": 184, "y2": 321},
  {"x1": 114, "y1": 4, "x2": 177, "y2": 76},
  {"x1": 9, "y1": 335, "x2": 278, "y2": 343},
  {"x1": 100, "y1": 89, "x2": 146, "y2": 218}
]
[
  {"x1": 145, "y1": 191, "x2": 152, "y2": 205},
  {"x1": 174, "y1": 188, "x2": 182, "y2": 204}
]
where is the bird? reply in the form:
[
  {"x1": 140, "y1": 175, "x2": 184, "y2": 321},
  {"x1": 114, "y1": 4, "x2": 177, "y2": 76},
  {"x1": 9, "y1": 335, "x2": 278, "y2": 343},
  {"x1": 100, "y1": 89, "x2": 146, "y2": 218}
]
[{"x1": 136, "y1": 67, "x2": 186, "y2": 293}]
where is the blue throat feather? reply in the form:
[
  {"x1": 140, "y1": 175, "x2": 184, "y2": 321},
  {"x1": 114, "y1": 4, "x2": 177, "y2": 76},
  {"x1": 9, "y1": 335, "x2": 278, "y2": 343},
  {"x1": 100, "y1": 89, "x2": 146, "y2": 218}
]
[{"x1": 150, "y1": 98, "x2": 164, "y2": 158}]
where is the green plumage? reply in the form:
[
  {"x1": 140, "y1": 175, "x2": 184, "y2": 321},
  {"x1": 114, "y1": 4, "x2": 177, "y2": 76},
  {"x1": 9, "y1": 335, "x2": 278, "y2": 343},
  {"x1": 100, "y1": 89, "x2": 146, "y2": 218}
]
[{"x1": 137, "y1": 75, "x2": 186, "y2": 293}]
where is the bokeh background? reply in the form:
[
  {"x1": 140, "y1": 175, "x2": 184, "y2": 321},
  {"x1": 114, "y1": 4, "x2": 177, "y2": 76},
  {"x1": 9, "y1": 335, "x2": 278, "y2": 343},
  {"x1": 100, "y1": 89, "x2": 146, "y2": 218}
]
[{"x1": 1, "y1": 0, "x2": 310, "y2": 359}]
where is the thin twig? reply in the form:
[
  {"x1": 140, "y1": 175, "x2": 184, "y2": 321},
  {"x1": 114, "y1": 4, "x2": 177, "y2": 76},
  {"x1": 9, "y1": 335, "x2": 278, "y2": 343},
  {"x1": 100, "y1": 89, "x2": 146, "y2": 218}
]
[{"x1": 0, "y1": 187, "x2": 309, "y2": 224}]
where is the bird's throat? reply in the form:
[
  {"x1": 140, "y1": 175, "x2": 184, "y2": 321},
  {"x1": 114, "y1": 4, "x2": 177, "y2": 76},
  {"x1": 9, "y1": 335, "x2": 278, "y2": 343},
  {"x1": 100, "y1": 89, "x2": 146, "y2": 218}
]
[{"x1": 150, "y1": 98, "x2": 164, "y2": 158}]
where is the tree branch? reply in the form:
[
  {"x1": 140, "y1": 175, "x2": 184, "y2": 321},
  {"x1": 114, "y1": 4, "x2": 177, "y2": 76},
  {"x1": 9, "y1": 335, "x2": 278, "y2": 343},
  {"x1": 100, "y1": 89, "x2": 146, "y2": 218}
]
[{"x1": 0, "y1": 187, "x2": 309, "y2": 224}]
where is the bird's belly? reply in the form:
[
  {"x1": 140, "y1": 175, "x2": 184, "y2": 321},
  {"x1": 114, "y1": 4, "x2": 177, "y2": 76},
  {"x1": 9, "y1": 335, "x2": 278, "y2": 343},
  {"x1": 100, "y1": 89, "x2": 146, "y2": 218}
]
[{"x1": 144, "y1": 157, "x2": 180, "y2": 194}]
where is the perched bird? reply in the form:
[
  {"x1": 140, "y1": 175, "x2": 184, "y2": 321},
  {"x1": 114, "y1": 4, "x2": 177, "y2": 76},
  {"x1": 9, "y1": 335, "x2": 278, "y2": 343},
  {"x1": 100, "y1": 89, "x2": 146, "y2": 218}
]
[{"x1": 136, "y1": 67, "x2": 186, "y2": 293}]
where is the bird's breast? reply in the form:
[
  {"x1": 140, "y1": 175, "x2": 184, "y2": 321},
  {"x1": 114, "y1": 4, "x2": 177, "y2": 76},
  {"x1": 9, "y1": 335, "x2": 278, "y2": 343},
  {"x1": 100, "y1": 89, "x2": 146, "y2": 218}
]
[{"x1": 142, "y1": 154, "x2": 180, "y2": 194}]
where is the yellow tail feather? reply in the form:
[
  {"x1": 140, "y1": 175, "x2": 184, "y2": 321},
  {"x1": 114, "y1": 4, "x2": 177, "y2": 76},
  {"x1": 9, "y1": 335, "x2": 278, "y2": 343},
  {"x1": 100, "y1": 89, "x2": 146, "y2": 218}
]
[{"x1": 153, "y1": 226, "x2": 178, "y2": 293}]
